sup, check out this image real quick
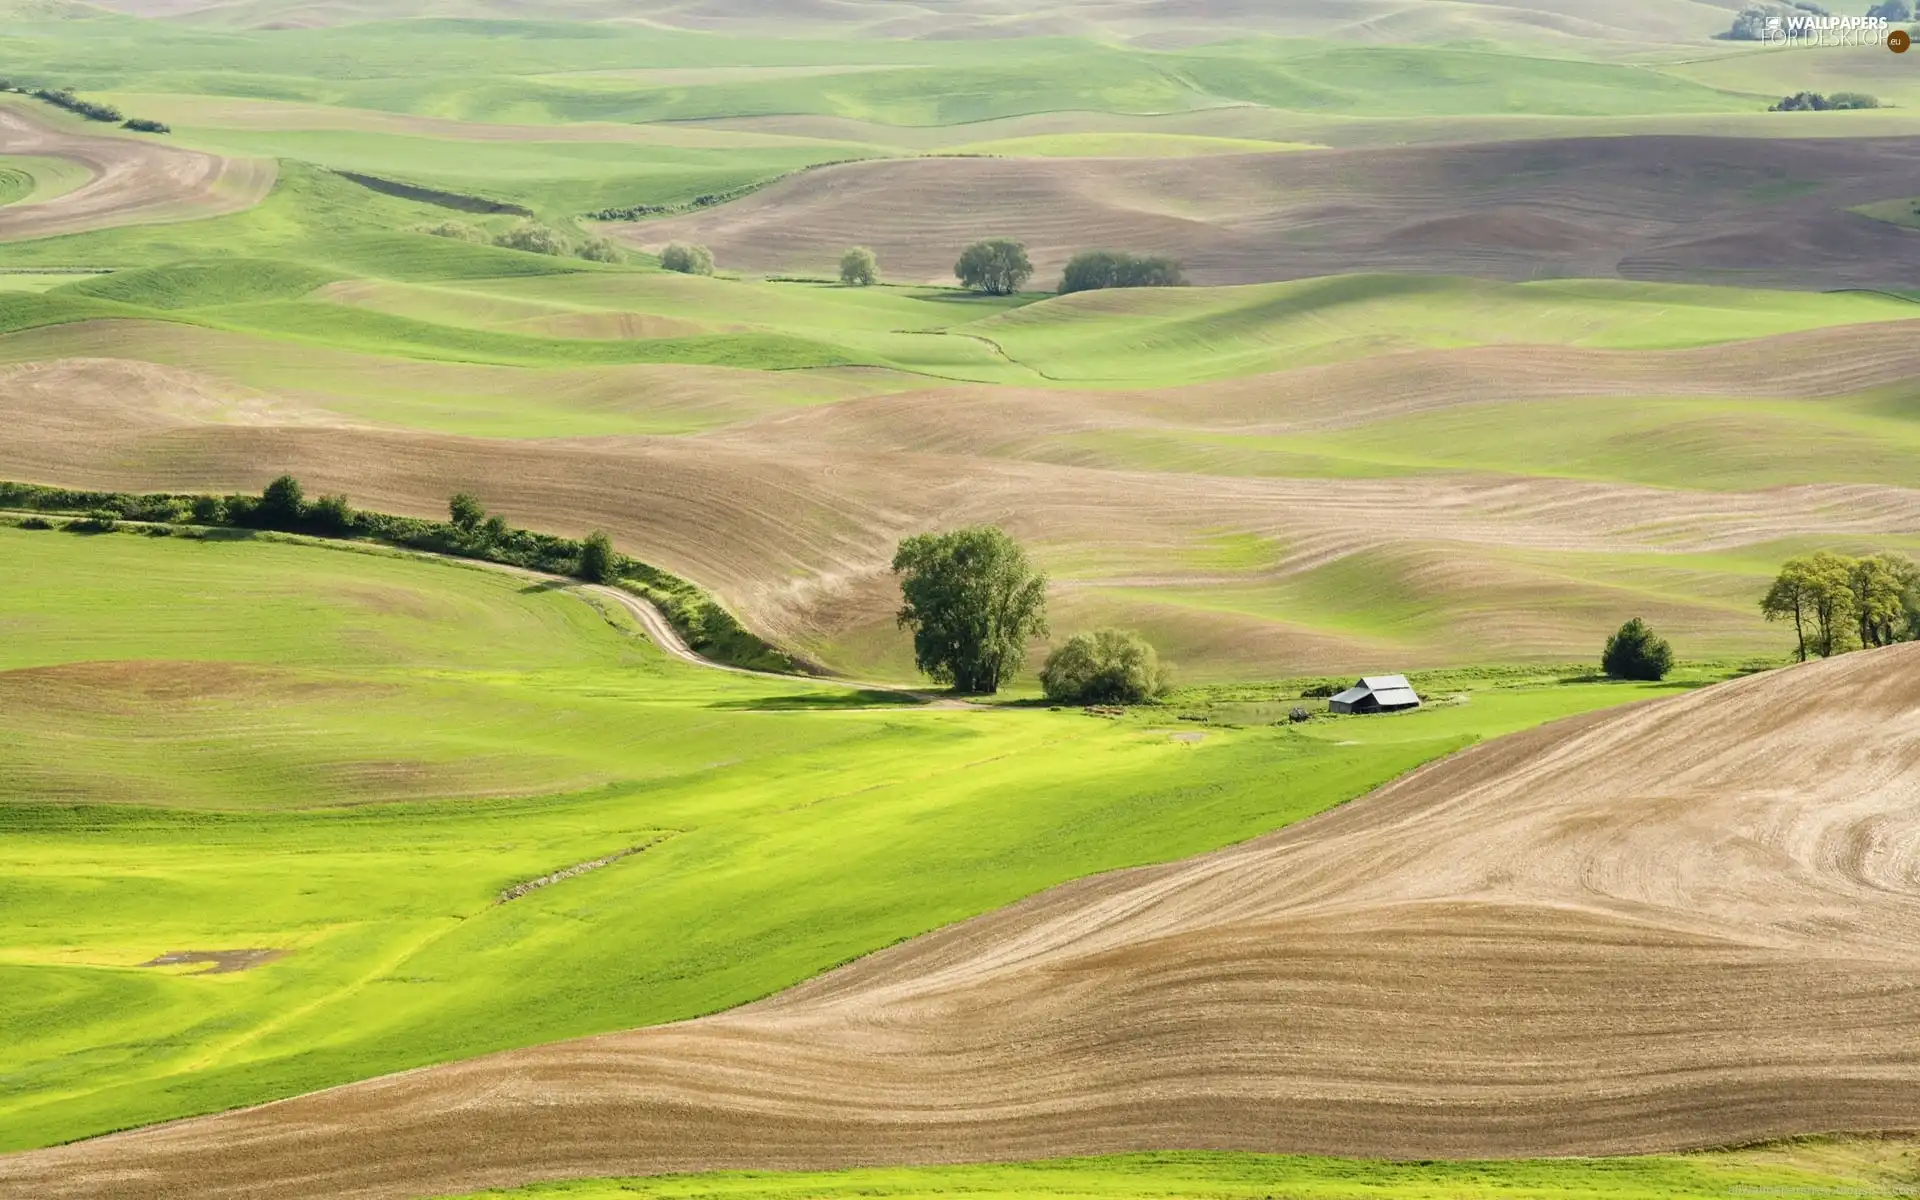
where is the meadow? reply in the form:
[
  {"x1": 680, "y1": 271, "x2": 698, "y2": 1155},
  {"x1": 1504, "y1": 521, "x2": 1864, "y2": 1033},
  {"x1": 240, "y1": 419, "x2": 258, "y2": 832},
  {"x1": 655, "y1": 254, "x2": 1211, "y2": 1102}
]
[{"x1": 443, "y1": 1142, "x2": 1920, "y2": 1200}]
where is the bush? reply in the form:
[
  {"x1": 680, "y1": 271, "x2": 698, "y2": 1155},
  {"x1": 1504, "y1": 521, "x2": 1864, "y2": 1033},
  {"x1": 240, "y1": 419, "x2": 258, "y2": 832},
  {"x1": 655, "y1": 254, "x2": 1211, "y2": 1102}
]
[
  {"x1": 18, "y1": 516, "x2": 52, "y2": 530},
  {"x1": 579, "y1": 531, "x2": 617, "y2": 583},
  {"x1": 1288, "y1": 705, "x2": 1312, "y2": 724},
  {"x1": 420, "y1": 221, "x2": 486, "y2": 243},
  {"x1": 1058, "y1": 250, "x2": 1186, "y2": 294},
  {"x1": 1040, "y1": 628, "x2": 1167, "y2": 704},
  {"x1": 840, "y1": 246, "x2": 878, "y2": 286},
  {"x1": 577, "y1": 237, "x2": 621, "y2": 263},
  {"x1": 1771, "y1": 91, "x2": 1880, "y2": 111},
  {"x1": 449, "y1": 492, "x2": 486, "y2": 531},
  {"x1": 189, "y1": 495, "x2": 227, "y2": 525},
  {"x1": 954, "y1": 239, "x2": 1033, "y2": 296},
  {"x1": 122, "y1": 118, "x2": 170, "y2": 134},
  {"x1": 493, "y1": 224, "x2": 568, "y2": 256},
  {"x1": 660, "y1": 243, "x2": 715, "y2": 276},
  {"x1": 73, "y1": 509, "x2": 120, "y2": 533},
  {"x1": 1601, "y1": 617, "x2": 1674, "y2": 681},
  {"x1": 1867, "y1": 0, "x2": 1910, "y2": 17}
]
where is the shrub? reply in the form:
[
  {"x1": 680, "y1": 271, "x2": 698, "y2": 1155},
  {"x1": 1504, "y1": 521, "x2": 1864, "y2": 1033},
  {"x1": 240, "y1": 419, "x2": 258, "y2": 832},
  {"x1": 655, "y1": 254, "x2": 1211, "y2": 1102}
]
[
  {"x1": 482, "y1": 514, "x2": 509, "y2": 543},
  {"x1": 421, "y1": 221, "x2": 486, "y2": 243},
  {"x1": 1058, "y1": 250, "x2": 1186, "y2": 294},
  {"x1": 579, "y1": 530, "x2": 617, "y2": 583},
  {"x1": 1039, "y1": 628, "x2": 1166, "y2": 705},
  {"x1": 954, "y1": 239, "x2": 1032, "y2": 295},
  {"x1": 840, "y1": 246, "x2": 878, "y2": 286},
  {"x1": 73, "y1": 509, "x2": 120, "y2": 533},
  {"x1": 18, "y1": 516, "x2": 52, "y2": 530},
  {"x1": 189, "y1": 495, "x2": 227, "y2": 525},
  {"x1": 660, "y1": 243, "x2": 715, "y2": 276},
  {"x1": 1288, "y1": 705, "x2": 1312, "y2": 724},
  {"x1": 577, "y1": 237, "x2": 621, "y2": 263},
  {"x1": 122, "y1": 118, "x2": 170, "y2": 134},
  {"x1": 1601, "y1": 618, "x2": 1674, "y2": 681},
  {"x1": 1770, "y1": 91, "x2": 1880, "y2": 111},
  {"x1": 493, "y1": 224, "x2": 568, "y2": 256}
]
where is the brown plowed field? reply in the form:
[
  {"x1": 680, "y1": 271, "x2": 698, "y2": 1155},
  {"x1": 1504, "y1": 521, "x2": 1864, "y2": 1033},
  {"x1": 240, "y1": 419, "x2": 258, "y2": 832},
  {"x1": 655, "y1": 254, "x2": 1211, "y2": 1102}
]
[
  {"x1": 0, "y1": 103, "x2": 274, "y2": 242},
  {"x1": 626, "y1": 135, "x2": 1920, "y2": 289},
  {"x1": 4, "y1": 645, "x2": 1914, "y2": 1199}
]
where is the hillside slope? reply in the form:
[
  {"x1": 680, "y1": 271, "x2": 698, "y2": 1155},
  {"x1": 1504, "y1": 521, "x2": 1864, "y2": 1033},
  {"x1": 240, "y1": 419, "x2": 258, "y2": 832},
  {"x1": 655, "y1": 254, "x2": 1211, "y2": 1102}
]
[{"x1": 6, "y1": 644, "x2": 1916, "y2": 1199}]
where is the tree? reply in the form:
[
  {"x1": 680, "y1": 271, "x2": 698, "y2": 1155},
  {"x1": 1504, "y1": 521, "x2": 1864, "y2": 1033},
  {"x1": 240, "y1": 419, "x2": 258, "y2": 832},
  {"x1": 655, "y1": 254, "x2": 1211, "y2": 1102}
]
[
  {"x1": 1601, "y1": 618, "x2": 1674, "y2": 681},
  {"x1": 1868, "y1": 0, "x2": 1910, "y2": 20},
  {"x1": 954, "y1": 239, "x2": 1033, "y2": 296},
  {"x1": 1762, "y1": 553, "x2": 1858, "y2": 659},
  {"x1": 1058, "y1": 250, "x2": 1186, "y2": 294},
  {"x1": 189, "y1": 495, "x2": 227, "y2": 525},
  {"x1": 1040, "y1": 628, "x2": 1167, "y2": 704},
  {"x1": 840, "y1": 246, "x2": 879, "y2": 286},
  {"x1": 259, "y1": 474, "x2": 305, "y2": 525},
  {"x1": 578, "y1": 531, "x2": 617, "y2": 583},
  {"x1": 893, "y1": 526, "x2": 1048, "y2": 694},
  {"x1": 1848, "y1": 554, "x2": 1911, "y2": 648},
  {"x1": 308, "y1": 493, "x2": 354, "y2": 535},
  {"x1": 449, "y1": 492, "x2": 486, "y2": 532},
  {"x1": 660, "y1": 243, "x2": 715, "y2": 276}
]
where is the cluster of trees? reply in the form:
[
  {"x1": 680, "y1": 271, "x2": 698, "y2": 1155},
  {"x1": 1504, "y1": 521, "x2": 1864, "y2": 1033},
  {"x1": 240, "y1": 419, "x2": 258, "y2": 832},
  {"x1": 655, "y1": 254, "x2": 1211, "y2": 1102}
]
[
  {"x1": 1770, "y1": 91, "x2": 1880, "y2": 111},
  {"x1": 1059, "y1": 250, "x2": 1186, "y2": 294},
  {"x1": 660, "y1": 242, "x2": 715, "y2": 275},
  {"x1": 892, "y1": 526, "x2": 1167, "y2": 702},
  {"x1": 420, "y1": 220, "x2": 620, "y2": 263},
  {"x1": 1, "y1": 80, "x2": 170, "y2": 132},
  {"x1": 1867, "y1": 0, "x2": 1911, "y2": 18},
  {"x1": 952, "y1": 239, "x2": 1189, "y2": 297},
  {"x1": 1726, "y1": 0, "x2": 1829, "y2": 37},
  {"x1": 1761, "y1": 551, "x2": 1920, "y2": 660}
]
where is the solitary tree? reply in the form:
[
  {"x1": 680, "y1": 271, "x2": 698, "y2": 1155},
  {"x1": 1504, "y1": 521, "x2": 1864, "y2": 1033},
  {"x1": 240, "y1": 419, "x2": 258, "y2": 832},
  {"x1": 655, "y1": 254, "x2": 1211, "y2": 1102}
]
[
  {"x1": 954, "y1": 239, "x2": 1033, "y2": 296},
  {"x1": 660, "y1": 243, "x2": 715, "y2": 276},
  {"x1": 449, "y1": 492, "x2": 486, "y2": 531},
  {"x1": 1601, "y1": 618, "x2": 1673, "y2": 681},
  {"x1": 578, "y1": 531, "x2": 617, "y2": 584},
  {"x1": 1040, "y1": 628, "x2": 1167, "y2": 704},
  {"x1": 893, "y1": 526, "x2": 1048, "y2": 694},
  {"x1": 259, "y1": 474, "x2": 305, "y2": 525},
  {"x1": 840, "y1": 246, "x2": 879, "y2": 287}
]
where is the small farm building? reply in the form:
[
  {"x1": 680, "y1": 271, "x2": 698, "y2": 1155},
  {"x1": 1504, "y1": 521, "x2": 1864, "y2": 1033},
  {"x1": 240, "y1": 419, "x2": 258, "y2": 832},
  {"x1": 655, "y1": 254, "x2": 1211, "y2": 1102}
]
[{"x1": 1328, "y1": 675, "x2": 1422, "y2": 714}]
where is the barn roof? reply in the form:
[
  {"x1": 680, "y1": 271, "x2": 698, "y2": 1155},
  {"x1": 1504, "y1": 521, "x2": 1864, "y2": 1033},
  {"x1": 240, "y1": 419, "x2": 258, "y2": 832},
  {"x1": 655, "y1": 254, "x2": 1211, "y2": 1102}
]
[
  {"x1": 1369, "y1": 687, "x2": 1422, "y2": 708},
  {"x1": 1329, "y1": 685, "x2": 1371, "y2": 705},
  {"x1": 1359, "y1": 675, "x2": 1412, "y2": 691}
]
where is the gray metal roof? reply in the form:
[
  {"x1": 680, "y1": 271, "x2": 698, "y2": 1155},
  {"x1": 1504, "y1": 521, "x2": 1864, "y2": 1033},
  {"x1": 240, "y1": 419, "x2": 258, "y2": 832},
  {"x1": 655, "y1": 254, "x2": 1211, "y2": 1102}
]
[
  {"x1": 1329, "y1": 686, "x2": 1371, "y2": 705},
  {"x1": 1368, "y1": 687, "x2": 1422, "y2": 707},
  {"x1": 1359, "y1": 675, "x2": 1413, "y2": 691}
]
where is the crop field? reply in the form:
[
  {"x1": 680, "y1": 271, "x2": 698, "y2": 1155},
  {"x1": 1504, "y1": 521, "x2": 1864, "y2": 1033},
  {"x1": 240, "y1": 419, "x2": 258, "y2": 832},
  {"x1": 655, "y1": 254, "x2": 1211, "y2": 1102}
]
[{"x1": 3, "y1": 2, "x2": 1920, "y2": 1197}]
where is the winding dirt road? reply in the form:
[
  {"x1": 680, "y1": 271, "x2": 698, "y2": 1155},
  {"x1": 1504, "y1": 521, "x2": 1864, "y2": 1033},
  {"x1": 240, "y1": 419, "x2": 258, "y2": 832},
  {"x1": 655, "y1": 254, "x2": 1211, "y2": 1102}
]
[
  {"x1": 0, "y1": 103, "x2": 274, "y2": 243},
  {"x1": 3, "y1": 644, "x2": 1915, "y2": 1199}
]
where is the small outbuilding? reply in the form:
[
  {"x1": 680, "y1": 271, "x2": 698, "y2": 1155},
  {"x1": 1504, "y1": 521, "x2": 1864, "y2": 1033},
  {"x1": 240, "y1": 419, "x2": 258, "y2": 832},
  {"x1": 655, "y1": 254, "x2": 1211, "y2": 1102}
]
[{"x1": 1327, "y1": 674, "x2": 1422, "y2": 715}]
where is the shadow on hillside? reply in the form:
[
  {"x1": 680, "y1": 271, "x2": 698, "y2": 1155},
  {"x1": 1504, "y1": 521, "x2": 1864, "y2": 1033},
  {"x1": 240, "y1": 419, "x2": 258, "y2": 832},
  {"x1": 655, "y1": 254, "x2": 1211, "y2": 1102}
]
[{"x1": 708, "y1": 690, "x2": 926, "y2": 711}]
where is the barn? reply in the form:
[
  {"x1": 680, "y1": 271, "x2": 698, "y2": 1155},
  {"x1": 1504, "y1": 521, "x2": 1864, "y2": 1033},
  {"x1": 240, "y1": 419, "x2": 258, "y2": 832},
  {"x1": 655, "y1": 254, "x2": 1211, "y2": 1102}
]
[{"x1": 1327, "y1": 675, "x2": 1422, "y2": 714}]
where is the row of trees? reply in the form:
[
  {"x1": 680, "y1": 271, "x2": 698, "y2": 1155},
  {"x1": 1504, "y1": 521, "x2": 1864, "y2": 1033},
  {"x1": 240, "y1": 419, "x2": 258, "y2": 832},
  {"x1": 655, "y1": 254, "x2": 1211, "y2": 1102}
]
[
  {"x1": 892, "y1": 526, "x2": 1166, "y2": 702},
  {"x1": 953, "y1": 239, "x2": 1188, "y2": 297},
  {"x1": 422, "y1": 220, "x2": 620, "y2": 263},
  {"x1": 1761, "y1": 552, "x2": 1920, "y2": 660}
]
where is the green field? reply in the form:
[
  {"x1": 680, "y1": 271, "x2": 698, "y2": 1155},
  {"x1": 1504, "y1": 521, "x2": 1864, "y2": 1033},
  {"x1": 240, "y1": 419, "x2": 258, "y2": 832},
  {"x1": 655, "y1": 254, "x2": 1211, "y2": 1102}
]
[
  {"x1": 0, "y1": 524, "x2": 1707, "y2": 1152},
  {"x1": 0, "y1": 154, "x2": 93, "y2": 208},
  {"x1": 442, "y1": 1142, "x2": 1920, "y2": 1200}
]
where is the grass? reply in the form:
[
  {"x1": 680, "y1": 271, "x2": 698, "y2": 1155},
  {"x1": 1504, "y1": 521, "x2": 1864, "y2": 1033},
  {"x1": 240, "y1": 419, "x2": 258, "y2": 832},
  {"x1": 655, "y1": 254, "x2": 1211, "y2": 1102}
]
[
  {"x1": 0, "y1": 524, "x2": 1706, "y2": 1152},
  {"x1": 437, "y1": 1141, "x2": 1920, "y2": 1199},
  {"x1": 0, "y1": 154, "x2": 93, "y2": 206}
]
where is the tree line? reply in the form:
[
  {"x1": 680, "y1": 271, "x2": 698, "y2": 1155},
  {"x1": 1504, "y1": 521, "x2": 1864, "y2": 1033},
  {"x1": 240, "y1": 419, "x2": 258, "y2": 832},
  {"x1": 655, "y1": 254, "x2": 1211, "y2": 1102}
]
[
  {"x1": 1, "y1": 80, "x2": 171, "y2": 133},
  {"x1": 953, "y1": 239, "x2": 1185, "y2": 297},
  {"x1": 1761, "y1": 551, "x2": 1920, "y2": 660},
  {"x1": 0, "y1": 477, "x2": 791, "y2": 673}
]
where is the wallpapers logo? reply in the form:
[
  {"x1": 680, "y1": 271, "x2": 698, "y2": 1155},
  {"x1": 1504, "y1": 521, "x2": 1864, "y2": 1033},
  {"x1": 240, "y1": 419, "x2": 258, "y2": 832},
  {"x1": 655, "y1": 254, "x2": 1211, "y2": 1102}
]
[{"x1": 1761, "y1": 12, "x2": 1894, "y2": 44}]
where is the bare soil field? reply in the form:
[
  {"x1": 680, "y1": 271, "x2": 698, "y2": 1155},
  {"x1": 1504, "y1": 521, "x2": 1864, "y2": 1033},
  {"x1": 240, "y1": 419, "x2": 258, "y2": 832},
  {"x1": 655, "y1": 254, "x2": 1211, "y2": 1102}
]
[
  {"x1": 4, "y1": 320, "x2": 1920, "y2": 675},
  {"x1": 0, "y1": 104, "x2": 274, "y2": 243},
  {"x1": 4, "y1": 644, "x2": 1913, "y2": 1199},
  {"x1": 626, "y1": 135, "x2": 1920, "y2": 289}
]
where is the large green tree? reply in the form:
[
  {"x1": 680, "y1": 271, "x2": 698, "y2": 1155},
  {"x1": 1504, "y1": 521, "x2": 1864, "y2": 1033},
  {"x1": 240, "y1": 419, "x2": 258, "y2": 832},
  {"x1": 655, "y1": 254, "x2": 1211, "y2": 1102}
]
[
  {"x1": 1849, "y1": 553, "x2": 1915, "y2": 648},
  {"x1": 893, "y1": 526, "x2": 1048, "y2": 694},
  {"x1": 1761, "y1": 552, "x2": 1861, "y2": 660},
  {"x1": 954, "y1": 239, "x2": 1033, "y2": 296}
]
